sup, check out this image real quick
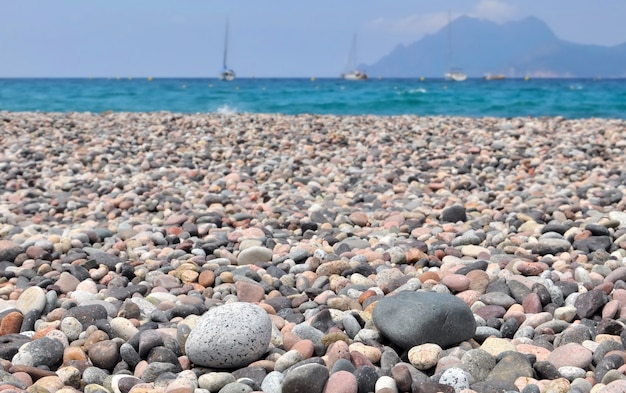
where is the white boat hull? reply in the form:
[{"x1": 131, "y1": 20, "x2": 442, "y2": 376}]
[
  {"x1": 219, "y1": 69, "x2": 236, "y2": 81},
  {"x1": 342, "y1": 71, "x2": 367, "y2": 80},
  {"x1": 445, "y1": 72, "x2": 467, "y2": 82}
]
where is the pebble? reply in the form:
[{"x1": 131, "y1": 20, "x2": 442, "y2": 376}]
[
  {"x1": 408, "y1": 343, "x2": 442, "y2": 370},
  {"x1": 1, "y1": 112, "x2": 626, "y2": 392},
  {"x1": 185, "y1": 302, "x2": 272, "y2": 368},
  {"x1": 372, "y1": 291, "x2": 476, "y2": 349}
]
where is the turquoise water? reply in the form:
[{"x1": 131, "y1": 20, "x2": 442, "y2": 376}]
[{"x1": 1, "y1": 78, "x2": 625, "y2": 118}]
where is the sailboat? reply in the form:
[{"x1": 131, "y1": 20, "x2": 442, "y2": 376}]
[
  {"x1": 219, "y1": 20, "x2": 236, "y2": 81},
  {"x1": 341, "y1": 34, "x2": 367, "y2": 80},
  {"x1": 444, "y1": 12, "x2": 467, "y2": 82}
]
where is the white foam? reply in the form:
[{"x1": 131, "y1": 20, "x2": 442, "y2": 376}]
[
  {"x1": 402, "y1": 88, "x2": 427, "y2": 94},
  {"x1": 216, "y1": 104, "x2": 238, "y2": 114}
]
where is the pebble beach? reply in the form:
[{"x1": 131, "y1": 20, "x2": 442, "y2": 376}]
[{"x1": 2, "y1": 111, "x2": 626, "y2": 393}]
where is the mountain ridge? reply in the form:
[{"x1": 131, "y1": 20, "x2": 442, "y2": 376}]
[{"x1": 364, "y1": 16, "x2": 626, "y2": 78}]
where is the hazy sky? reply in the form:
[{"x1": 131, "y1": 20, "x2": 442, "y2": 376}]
[{"x1": 1, "y1": 0, "x2": 625, "y2": 78}]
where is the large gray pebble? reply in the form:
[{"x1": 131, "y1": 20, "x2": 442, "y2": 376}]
[
  {"x1": 185, "y1": 303, "x2": 272, "y2": 368},
  {"x1": 12, "y1": 337, "x2": 64, "y2": 368},
  {"x1": 372, "y1": 291, "x2": 476, "y2": 349},
  {"x1": 281, "y1": 363, "x2": 329, "y2": 393}
]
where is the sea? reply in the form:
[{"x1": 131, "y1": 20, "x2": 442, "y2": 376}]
[{"x1": 1, "y1": 77, "x2": 625, "y2": 119}]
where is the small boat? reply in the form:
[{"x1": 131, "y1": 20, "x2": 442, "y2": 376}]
[
  {"x1": 341, "y1": 34, "x2": 367, "y2": 80},
  {"x1": 445, "y1": 70, "x2": 467, "y2": 82},
  {"x1": 444, "y1": 11, "x2": 466, "y2": 82},
  {"x1": 483, "y1": 73, "x2": 505, "y2": 80},
  {"x1": 219, "y1": 20, "x2": 236, "y2": 81},
  {"x1": 342, "y1": 70, "x2": 368, "y2": 80}
]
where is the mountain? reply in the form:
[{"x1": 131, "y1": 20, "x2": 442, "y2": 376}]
[{"x1": 364, "y1": 16, "x2": 626, "y2": 78}]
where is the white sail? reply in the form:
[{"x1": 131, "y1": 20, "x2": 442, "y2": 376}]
[
  {"x1": 219, "y1": 19, "x2": 236, "y2": 81},
  {"x1": 444, "y1": 11, "x2": 466, "y2": 81},
  {"x1": 341, "y1": 34, "x2": 367, "y2": 80}
]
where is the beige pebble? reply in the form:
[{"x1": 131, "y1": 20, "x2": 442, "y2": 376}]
[{"x1": 408, "y1": 343, "x2": 442, "y2": 370}]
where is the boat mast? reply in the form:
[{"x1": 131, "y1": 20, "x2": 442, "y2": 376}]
[
  {"x1": 223, "y1": 19, "x2": 229, "y2": 70},
  {"x1": 447, "y1": 10, "x2": 452, "y2": 71},
  {"x1": 345, "y1": 33, "x2": 358, "y2": 73}
]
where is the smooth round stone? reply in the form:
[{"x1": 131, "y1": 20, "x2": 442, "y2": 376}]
[
  {"x1": 60, "y1": 317, "x2": 84, "y2": 342},
  {"x1": 0, "y1": 334, "x2": 32, "y2": 360},
  {"x1": 165, "y1": 378, "x2": 195, "y2": 393},
  {"x1": 82, "y1": 367, "x2": 109, "y2": 386},
  {"x1": 138, "y1": 330, "x2": 163, "y2": 358},
  {"x1": 342, "y1": 314, "x2": 363, "y2": 339},
  {"x1": 532, "y1": 238, "x2": 572, "y2": 255},
  {"x1": 111, "y1": 375, "x2": 144, "y2": 393},
  {"x1": 547, "y1": 343, "x2": 592, "y2": 369},
  {"x1": 237, "y1": 246, "x2": 273, "y2": 265},
  {"x1": 119, "y1": 343, "x2": 141, "y2": 369},
  {"x1": 0, "y1": 240, "x2": 24, "y2": 262},
  {"x1": 480, "y1": 337, "x2": 516, "y2": 357},
  {"x1": 372, "y1": 291, "x2": 476, "y2": 349},
  {"x1": 441, "y1": 205, "x2": 467, "y2": 223},
  {"x1": 64, "y1": 304, "x2": 108, "y2": 328},
  {"x1": 461, "y1": 349, "x2": 495, "y2": 382},
  {"x1": 408, "y1": 343, "x2": 442, "y2": 370},
  {"x1": 474, "y1": 326, "x2": 502, "y2": 341},
  {"x1": 198, "y1": 372, "x2": 236, "y2": 392},
  {"x1": 569, "y1": 378, "x2": 592, "y2": 393},
  {"x1": 13, "y1": 336, "x2": 64, "y2": 367},
  {"x1": 0, "y1": 311, "x2": 23, "y2": 335},
  {"x1": 56, "y1": 365, "x2": 81, "y2": 387},
  {"x1": 440, "y1": 274, "x2": 471, "y2": 292},
  {"x1": 259, "y1": 371, "x2": 283, "y2": 393},
  {"x1": 185, "y1": 303, "x2": 272, "y2": 368},
  {"x1": 110, "y1": 317, "x2": 139, "y2": 341},
  {"x1": 217, "y1": 382, "x2": 253, "y2": 393},
  {"x1": 16, "y1": 286, "x2": 47, "y2": 315},
  {"x1": 56, "y1": 272, "x2": 81, "y2": 293},
  {"x1": 354, "y1": 366, "x2": 380, "y2": 393},
  {"x1": 331, "y1": 358, "x2": 356, "y2": 374},
  {"x1": 325, "y1": 370, "x2": 358, "y2": 393},
  {"x1": 274, "y1": 349, "x2": 304, "y2": 372},
  {"x1": 599, "y1": 379, "x2": 626, "y2": 392},
  {"x1": 88, "y1": 340, "x2": 121, "y2": 371},
  {"x1": 520, "y1": 384, "x2": 541, "y2": 393},
  {"x1": 484, "y1": 351, "x2": 533, "y2": 387},
  {"x1": 291, "y1": 323, "x2": 324, "y2": 343},
  {"x1": 141, "y1": 362, "x2": 180, "y2": 383},
  {"x1": 32, "y1": 375, "x2": 64, "y2": 392},
  {"x1": 375, "y1": 375, "x2": 398, "y2": 393},
  {"x1": 281, "y1": 363, "x2": 329, "y2": 393}
]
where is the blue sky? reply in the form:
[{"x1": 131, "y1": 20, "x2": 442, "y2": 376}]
[{"x1": 1, "y1": 0, "x2": 625, "y2": 78}]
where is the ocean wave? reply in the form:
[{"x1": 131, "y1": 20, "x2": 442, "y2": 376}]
[
  {"x1": 216, "y1": 104, "x2": 238, "y2": 114},
  {"x1": 400, "y1": 88, "x2": 427, "y2": 95}
]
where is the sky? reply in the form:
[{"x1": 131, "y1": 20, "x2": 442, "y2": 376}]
[{"x1": 1, "y1": 0, "x2": 626, "y2": 78}]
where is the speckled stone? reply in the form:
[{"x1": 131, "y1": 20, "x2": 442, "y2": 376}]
[
  {"x1": 438, "y1": 367, "x2": 471, "y2": 392},
  {"x1": 185, "y1": 303, "x2": 272, "y2": 368}
]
